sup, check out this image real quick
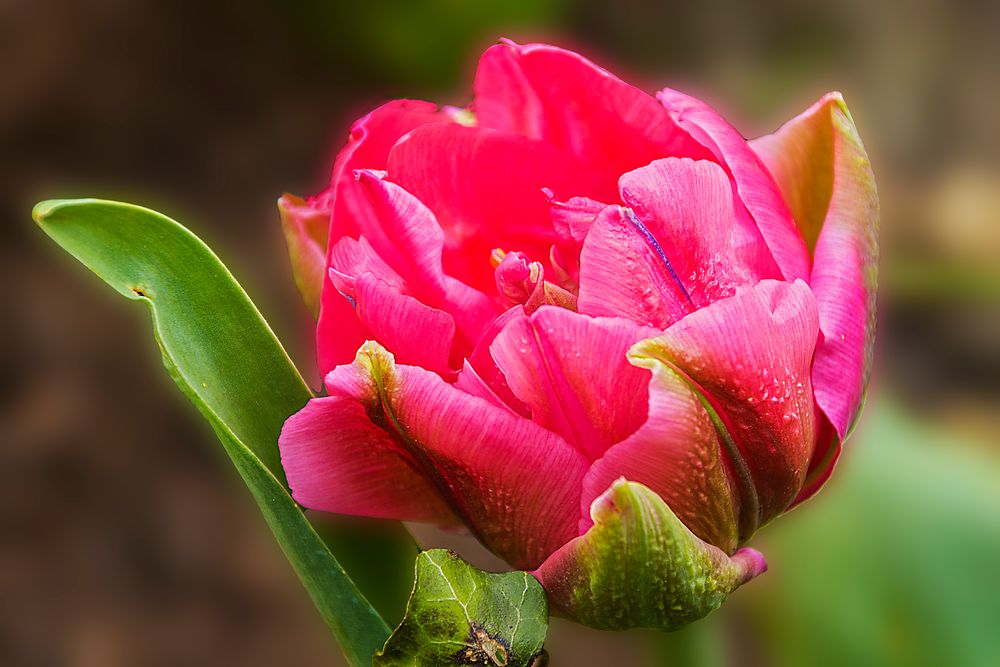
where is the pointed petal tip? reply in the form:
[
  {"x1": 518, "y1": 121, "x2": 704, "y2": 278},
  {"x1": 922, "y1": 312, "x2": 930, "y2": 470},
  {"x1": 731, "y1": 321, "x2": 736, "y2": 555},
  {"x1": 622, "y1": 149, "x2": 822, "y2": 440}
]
[{"x1": 731, "y1": 547, "x2": 768, "y2": 584}]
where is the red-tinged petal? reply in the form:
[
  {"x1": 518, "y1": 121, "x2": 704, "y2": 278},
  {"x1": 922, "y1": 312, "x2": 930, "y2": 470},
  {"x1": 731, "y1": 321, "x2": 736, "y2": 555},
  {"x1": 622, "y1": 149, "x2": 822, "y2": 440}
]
[
  {"x1": 658, "y1": 88, "x2": 811, "y2": 283},
  {"x1": 751, "y1": 93, "x2": 878, "y2": 440},
  {"x1": 547, "y1": 192, "x2": 606, "y2": 246},
  {"x1": 635, "y1": 280, "x2": 819, "y2": 534},
  {"x1": 618, "y1": 158, "x2": 781, "y2": 307},
  {"x1": 534, "y1": 480, "x2": 766, "y2": 631},
  {"x1": 474, "y1": 40, "x2": 712, "y2": 174},
  {"x1": 334, "y1": 343, "x2": 589, "y2": 570},
  {"x1": 326, "y1": 99, "x2": 450, "y2": 241},
  {"x1": 316, "y1": 285, "x2": 370, "y2": 377},
  {"x1": 490, "y1": 307, "x2": 657, "y2": 461},
  {"x1": 278, "y1": 192, "x2": 330, "y2": 318},
  {"x1": 577, "y1": 205, "x2": 695, "y2": 328},
  {"x1": 581, "y1": 354, "x2": 739, "y2": 553},
  {"x1": 387, "y1": 123, "x2": 614, "y2": 292},
  {"x1": 317, "y1": 100, "x2": 450, "y2": 374},
  {"x1": 353, "y1": 171, "x2": 498, "y2": 354},
  {"x1": 326, "y1": 237, "x2": 457, "y2": 376},
  {"x1": 280, "y1": 395, "x2": 457, "y2": 524}
]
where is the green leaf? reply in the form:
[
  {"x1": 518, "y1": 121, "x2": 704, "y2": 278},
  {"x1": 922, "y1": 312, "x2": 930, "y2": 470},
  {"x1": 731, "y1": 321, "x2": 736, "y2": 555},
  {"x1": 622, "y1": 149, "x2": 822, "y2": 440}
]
[
  {"x1": 534, "y1": 480, "x2": 767, "y2": 631},
  {"x1": 375, "y1": 550, "x2": 549, "y2": 666},
  {"x1": 33, "y1": 198, "x2": 413, "y2": 665}
]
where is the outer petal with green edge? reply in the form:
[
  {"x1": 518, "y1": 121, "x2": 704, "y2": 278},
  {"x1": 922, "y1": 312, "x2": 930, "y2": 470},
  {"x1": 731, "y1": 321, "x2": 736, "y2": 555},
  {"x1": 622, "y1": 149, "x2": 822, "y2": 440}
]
[
  {"x1": 750, "y1": 93, "x2": 878, "y2": 447},
  {"x1": 533, "y1": 480, "x2": 766, "y2": 631},
  {"x1": 282, "y1": 342, "x2": 590, "y2": 571},
  {"x1": 635, "y1": 280, "x2": 819, "y2": 538},
  {"x1": 278, "y1": 192, "x2": 330, "y2": 318}
]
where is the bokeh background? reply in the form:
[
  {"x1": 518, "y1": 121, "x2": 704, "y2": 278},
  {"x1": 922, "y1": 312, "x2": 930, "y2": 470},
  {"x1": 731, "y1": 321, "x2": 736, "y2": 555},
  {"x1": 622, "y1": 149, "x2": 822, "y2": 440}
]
[{"x1": 3, "y1": 1, "x2": 999, "y2": 665}]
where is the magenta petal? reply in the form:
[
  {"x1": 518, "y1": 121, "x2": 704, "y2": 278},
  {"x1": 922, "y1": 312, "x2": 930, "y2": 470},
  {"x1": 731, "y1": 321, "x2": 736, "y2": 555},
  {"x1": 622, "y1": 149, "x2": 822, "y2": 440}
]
[
  {"x1": 386, "y1": 122, "x2": 613, "y2": 292},
  {"x1": 280, "y1": 396, "x2": 457, "y2": 524},
  {"x1": 618, "y1": 158, "x2": 781, "y2": 306},
  {"x1": 658, "y1": 89, "x2": 811, "y2": 283},
  {"x1": 474, "y1": 40, "x2": 712, "y2": 175},
  {"x1": 577, "y1": 205, "x2": 695, "y2": 328},
  {"x1": 751, "y1": 93, "x2": 879, "y2": 440},
  {"x1": 636, "y1": 280, "x2": 819, "y2": 533},
  {"x1": 490, "y1": 307, "x2": 657, "y2": 461},
  {"x1": 581, "y1": 353, "x2": 739, "y2": 552}
]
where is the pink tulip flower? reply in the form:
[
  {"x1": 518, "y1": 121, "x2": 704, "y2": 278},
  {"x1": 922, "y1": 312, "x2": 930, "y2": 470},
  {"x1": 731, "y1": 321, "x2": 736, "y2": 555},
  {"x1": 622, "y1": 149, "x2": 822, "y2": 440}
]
[{"x1": 278, "y1": 40, "x2": 878, "y2": 630}]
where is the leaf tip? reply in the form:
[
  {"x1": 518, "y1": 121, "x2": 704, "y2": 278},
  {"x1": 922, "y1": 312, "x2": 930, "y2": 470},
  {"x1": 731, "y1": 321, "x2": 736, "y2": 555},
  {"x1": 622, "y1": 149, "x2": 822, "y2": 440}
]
[{"x1": 32, "y1": 199, "x2": 63, "y2": 225}]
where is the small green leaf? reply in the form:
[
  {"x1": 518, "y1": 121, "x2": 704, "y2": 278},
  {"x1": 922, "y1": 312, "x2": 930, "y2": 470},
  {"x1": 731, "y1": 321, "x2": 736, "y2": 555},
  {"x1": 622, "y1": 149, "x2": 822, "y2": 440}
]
[
  {"x1": 375, "y1": 550, "x2": 549, "y2": 667},
  {"x1": 33, "y1": 199, "x2": 415, "y2": 665}
]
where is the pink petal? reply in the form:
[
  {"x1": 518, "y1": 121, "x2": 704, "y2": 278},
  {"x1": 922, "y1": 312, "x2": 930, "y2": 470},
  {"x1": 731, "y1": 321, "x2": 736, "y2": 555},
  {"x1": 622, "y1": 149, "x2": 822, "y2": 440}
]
[
  {"x1": 452, "y1": 360, "x2": 518, "y2": 413},
  {"x1": 326, "y1": 343, "x2": 589, "y2": 570},
  {"x1": 577, "y1": 205, "x2": 695, "y2": 328},
  {"x1": 326, "y1": 237, "x2": 456, "y2": 375},
  {"x1": 280, "y1": 395, "x2": 457, "y2": 524},
  {"x1": 278, "y1": 192, "x2": 331, "y2": 318},
  {"x1": 751, "y1": 93, "x2": 878, "y2": 440},
  {"x1": 545, "y1": 191, "x2": 610, "y2": 288},
  {"x1": 386, "y1": 122, "x2": 614, "y2": 293},
  {"x1": 618, "y1": 158, "x2": 781, "y2": 307},
  {"x1": 317, "y1": 100, "x2": 450, "y2": 375},
  {"x1": 581, "y1": 354, "x2": 740, "y2": 553},
  {"x1": 658, "y1": 89, "x2": 811, "y2": 283},
  {"x1": 490, "y1": 307, "x2": 657, "y2": 461},
  {"x1": 547, "y1": 192, "x2": 606, "y2": 246},
  {"x1": 635, "y1": 280, "x2": 819, "y2": 535},
  {"x1": 474, "y1": 40, "x2": 712, "y2": 174},
  {"x1": 352, "y1": 273, "x2": 456, "y2": 375},
  {"x1": 464, "y1": 307, "x2": 532, "y2": 417}
]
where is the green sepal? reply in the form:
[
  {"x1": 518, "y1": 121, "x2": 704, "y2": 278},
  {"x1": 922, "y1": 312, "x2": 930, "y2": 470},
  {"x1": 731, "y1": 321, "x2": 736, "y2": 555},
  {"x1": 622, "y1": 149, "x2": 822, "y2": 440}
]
[
  {"x1": 375, "y1": 550, "x2": 549, "y2": 666},
  {"x1": 534, "y1": 480, "x2": 767, "y2": 631}
]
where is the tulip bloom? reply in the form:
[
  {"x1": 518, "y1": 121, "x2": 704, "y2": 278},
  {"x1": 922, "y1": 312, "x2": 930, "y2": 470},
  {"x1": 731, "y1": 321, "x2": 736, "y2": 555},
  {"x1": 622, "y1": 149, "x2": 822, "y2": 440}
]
[{"x1": 278, "y1": 40, "x2": 877, "y2": 630}]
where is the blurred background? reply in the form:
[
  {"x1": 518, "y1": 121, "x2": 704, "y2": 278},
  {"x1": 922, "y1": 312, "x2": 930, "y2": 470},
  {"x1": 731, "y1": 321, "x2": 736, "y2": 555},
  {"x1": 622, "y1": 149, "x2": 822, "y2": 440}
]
[{"x1": 2, "y1": 0, "x2": 999, "y2": 665}]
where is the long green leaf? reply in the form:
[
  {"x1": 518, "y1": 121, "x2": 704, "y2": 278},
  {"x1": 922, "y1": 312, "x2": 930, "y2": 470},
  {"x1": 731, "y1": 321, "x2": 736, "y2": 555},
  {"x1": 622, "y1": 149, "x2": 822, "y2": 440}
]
[{"x1": 33, "y1": 198, "x2": 406, "y2": 665}]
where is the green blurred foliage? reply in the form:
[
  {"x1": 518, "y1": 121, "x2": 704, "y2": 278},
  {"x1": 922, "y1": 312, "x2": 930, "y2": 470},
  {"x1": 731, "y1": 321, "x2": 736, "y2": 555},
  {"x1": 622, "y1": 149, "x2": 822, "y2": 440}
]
[{"x1": 264, "y1": 0, "x2": 568, "y2": 94}]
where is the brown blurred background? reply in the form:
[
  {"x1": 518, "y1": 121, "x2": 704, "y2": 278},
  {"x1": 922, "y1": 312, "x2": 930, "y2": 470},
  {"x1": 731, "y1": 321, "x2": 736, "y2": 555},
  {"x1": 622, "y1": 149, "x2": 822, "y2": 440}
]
[{"x1": 2, "y1": 1, "x2": 999, "y2": 665}]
